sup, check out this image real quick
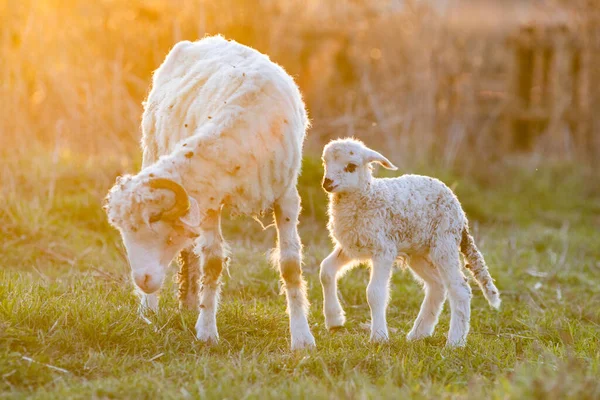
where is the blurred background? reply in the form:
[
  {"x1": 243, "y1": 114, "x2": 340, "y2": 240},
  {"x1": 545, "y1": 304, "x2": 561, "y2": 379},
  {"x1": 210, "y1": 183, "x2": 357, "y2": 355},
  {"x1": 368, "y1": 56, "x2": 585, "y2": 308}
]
[{"x1": 1, "y1": 0, "x2": 599, "y2": 170}]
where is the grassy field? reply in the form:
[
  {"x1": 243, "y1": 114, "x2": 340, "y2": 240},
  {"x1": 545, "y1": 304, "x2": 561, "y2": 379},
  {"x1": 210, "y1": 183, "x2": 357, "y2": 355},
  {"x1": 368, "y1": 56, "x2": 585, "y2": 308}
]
[{"x1": 1, "y1": 152, "x2": 599, "y2": 399}]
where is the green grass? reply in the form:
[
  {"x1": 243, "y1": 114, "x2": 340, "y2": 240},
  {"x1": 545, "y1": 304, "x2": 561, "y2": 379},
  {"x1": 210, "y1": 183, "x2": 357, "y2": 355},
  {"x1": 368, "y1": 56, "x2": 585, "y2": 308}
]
[{"x1": 1, "y1": 152, "x2": 599, "y2": 399}]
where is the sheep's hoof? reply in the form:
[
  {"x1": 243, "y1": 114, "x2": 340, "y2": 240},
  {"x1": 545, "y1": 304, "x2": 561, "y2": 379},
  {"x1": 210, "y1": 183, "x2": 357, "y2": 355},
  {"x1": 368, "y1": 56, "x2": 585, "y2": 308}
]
[
  {"x1": 196, "y1": 331, "x2": 219, "y2": 344},
  {"x1": 195, "y1": 319, "x2": 219, "y2": 344},
  {"x1": 328, "y1": 325, "x2": 345, "y2": 333}
]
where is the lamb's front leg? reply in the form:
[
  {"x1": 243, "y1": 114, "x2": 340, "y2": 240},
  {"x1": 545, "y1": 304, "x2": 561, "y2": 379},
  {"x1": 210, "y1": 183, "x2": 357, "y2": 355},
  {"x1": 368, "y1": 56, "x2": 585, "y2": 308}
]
[
  {"x1": 367, "y1": 256, "x2": 394, "y2": 342},
  {"x1": 195, "y1": 209, "x2": 225, "y2": 343},
  {"x1": 274, "y1": 189, "x2": 315, "y2": 350},
  {"x1": 320, "y1": 246, "x2": 353, "y2": 329}
]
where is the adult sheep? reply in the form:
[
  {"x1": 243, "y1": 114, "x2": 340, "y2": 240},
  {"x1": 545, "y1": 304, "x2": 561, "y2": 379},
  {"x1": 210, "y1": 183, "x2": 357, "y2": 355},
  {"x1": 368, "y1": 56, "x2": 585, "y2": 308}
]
[{"x1": 104, "y1": 36, "x2": 315, "y2": 349}]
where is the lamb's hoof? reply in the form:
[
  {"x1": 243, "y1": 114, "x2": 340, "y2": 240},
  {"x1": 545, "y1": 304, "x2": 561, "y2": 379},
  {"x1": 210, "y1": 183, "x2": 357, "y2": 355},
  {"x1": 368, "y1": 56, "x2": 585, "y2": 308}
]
[
  {"x1": 445, "y1": 337, "x2": 467, "y2": 348},
  {"x1": 328, "y1": 325, "x2": 345, "y2": 333},
  {"x1": 325, "y1": 314, "x2": 346, "y2": 331},
  {"x1": 291, "y1": 332, "x2": 316, "y2": 350},
  {"x1": 370, "y1": 331, "x2": 390, "y2": 343},
  {"x1": 406, "y1": 329, "x2": 432, "y2": 341}
]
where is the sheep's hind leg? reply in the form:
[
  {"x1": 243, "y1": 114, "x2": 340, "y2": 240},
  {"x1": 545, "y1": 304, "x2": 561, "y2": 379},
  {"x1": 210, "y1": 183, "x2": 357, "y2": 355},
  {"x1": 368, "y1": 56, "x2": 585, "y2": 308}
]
[
  {"x1": 195, "y1": 209, "x2": 225, "y2": 343},
  {"x1": 320, "y1": 246, "x2": 353, "y2": 330},
  {"x1": 274, "y1": 189, "x2": 316, "y2": 350},
  {"x1": 406, "y1": 256, "x2": 446, "y2": 341},
  {"x1": 429, "y1": 241, "x2": 472, "y2": 347},
  {"x1": 178, "y1": 248, "x2": 200, "y2": 310},
  {"x1": 367, "y1": 256, "x2": 394, "y2": 342}
]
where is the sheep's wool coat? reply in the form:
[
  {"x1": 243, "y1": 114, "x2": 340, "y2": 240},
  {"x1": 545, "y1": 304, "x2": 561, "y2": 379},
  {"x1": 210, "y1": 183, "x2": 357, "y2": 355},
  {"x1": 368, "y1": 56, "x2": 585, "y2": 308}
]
[
  {"x1": 329, "y1": 176, "x2": 466, "y2": 261},
  {"x1": 113, "y1": 36, "x2": 307, "y2": 224}
]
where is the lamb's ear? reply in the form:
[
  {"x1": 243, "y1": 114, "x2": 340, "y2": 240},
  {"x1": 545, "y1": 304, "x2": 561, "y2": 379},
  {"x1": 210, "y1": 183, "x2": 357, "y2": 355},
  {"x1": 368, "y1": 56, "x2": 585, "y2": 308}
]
[
  {"x1": 364, "y1": 148, "x2": 398, "y2": 170},
  {"x1": 179, "y1": 197, "x2": 201, "y2": 227}
]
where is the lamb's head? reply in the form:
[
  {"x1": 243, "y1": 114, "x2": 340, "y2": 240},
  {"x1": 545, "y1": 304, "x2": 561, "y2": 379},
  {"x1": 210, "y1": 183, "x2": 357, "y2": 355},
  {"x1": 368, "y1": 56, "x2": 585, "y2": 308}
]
[
  {"x1": 321, "y1": 138, "x2": 397, "y2": 194},
  {"x1": 104, "y1": 175, "x2": 201, "y2": 294}
]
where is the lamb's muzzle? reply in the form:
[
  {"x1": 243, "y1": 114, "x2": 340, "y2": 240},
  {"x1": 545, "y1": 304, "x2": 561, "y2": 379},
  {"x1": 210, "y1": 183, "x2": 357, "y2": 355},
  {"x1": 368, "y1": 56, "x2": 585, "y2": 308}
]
[{"x1": 322, "y1": 177, "x2": 335, "y2": 192}]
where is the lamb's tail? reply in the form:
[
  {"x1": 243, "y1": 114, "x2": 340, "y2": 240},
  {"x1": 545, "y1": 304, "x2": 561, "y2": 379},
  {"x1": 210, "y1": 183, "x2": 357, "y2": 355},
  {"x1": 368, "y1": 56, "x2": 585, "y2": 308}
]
[{"x1": 460, "y1": 224, "x2": 501, "y2": 309}]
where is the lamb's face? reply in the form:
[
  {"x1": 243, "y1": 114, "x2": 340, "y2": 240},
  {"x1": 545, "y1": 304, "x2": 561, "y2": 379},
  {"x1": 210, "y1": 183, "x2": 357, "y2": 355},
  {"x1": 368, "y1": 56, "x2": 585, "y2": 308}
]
[
  {"x1": 322, "y1": 139, "x2": 397, "y2": 194},
  {"x1": 105, "y1": 176, "x2": 201, "y2": 294},
  {"x1": 322, "y1": 142, "x2": 370, "y2": 193}
]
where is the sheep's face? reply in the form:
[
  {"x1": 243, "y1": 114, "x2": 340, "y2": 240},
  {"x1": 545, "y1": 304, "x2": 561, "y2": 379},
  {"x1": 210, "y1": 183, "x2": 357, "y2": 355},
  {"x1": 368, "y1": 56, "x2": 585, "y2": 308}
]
[
  {"x1": 322, "y1": 138, "x2": 397, "y2": 194},
  {"x1": 120, "y1": 220, "x2": 197, "y2": 294},
  {"x1": 105, "y1": 175, "x2": 202, "y2": 294}
]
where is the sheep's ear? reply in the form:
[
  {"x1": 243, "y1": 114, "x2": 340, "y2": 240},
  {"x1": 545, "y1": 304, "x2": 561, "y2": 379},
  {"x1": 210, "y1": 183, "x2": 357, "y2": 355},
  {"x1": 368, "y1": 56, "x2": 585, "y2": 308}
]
[
  {"x1": 364, "y1": 148, "x2": 398, "y2": 170},
  {"x1": 180, "y1": 197, "x2": 201, "y2": 227}
]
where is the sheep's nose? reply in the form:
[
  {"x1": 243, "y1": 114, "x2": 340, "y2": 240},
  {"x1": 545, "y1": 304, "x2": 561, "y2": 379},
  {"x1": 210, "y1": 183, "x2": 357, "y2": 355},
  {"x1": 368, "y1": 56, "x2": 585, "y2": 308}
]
[
  {"x1": 322, "y1": 178, "x2": 334, "y2": 192},
  {"x1": 135, "y1": 273, "x2": 159, "y2": 294}
]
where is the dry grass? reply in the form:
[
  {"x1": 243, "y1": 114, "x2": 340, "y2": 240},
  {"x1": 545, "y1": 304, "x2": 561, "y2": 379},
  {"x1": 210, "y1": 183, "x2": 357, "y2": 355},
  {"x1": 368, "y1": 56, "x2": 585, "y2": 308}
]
[{"x1": 2, "y1": 0, "x2": 596, "y2": 166}]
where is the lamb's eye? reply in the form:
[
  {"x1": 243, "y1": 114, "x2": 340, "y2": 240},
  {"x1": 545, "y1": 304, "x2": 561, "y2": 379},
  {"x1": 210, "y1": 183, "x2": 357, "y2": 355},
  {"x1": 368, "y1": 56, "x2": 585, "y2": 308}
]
[
  {"x1": 344, "y1": 163, "x2": 357, "y2": 173},
  {"x1": 166, "y1": 236, "x2": 173, "y2": 245}
]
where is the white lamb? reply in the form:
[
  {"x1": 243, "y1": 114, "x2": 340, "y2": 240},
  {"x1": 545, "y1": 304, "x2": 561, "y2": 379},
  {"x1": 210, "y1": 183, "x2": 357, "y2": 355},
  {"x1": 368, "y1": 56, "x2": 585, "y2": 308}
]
[
  {"x1": 319, "y1": 138, "x2": 500, "y2": 347},
  {"x1": 104, "y1": 36, "x2": 316, "y2": 350}
]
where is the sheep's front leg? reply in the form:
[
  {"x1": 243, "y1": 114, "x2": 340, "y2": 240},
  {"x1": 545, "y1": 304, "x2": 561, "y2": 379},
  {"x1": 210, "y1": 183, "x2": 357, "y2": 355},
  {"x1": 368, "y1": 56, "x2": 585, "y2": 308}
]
[
  {"x1": 195, "y1": 209, "x2": 225, "y2": 343},
  {"x1": 274, "y1": 189, "x2": 316, "y2": 350},
  {"x1": 367, "y1": 256, "x2": 394, "y2": 342},
  {"x1": 178, "y1": 248, "x2": 200, "y2": 310},
  {"x1": 320, "y1": 246, "x2": 353, "y2": 329}
]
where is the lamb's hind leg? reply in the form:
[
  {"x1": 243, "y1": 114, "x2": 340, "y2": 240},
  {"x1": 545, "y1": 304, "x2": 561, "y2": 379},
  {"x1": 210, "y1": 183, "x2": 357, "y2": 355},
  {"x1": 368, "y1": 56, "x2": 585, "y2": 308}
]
[
  {"x1": 429, "y1": 241, "x2": 472, "y2": 347},
  {"x1": 195, "y1": 209, "x2": 226, "y2": 343},
  {"x1": 320, "y1": 246, "x2": 353, "y2": 330},
  {"x1": 406, "y1": 256, "x2": 446, "y2": 341},
  {"x1": 178, "y1": 248, "x2": 200, "y2": 310},
  {"x1": 274, "y1": 188, "x2": 315, "y2": 350}
]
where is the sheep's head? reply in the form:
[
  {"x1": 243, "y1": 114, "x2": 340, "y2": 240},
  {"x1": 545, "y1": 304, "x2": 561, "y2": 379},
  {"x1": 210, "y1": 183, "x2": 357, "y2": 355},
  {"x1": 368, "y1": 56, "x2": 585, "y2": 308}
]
[
  {"x1": 321, "y1": 138, "x2": 397, "y2": 194},
  {"x1": 104, "y1": 175, "x2": 201, "y2": 294}
]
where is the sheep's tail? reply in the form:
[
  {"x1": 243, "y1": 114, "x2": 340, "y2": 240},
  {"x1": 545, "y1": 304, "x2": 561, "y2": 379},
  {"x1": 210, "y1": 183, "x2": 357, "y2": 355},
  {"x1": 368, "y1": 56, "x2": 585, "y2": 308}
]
[{"x1": 460, "y1": 224, "x2": 501, "y2": 309}]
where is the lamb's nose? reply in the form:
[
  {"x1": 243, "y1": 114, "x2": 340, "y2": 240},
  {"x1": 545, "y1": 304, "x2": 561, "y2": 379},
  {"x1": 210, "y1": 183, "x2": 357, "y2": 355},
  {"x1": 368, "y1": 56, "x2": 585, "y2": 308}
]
[{"x1": 322, "y1": 178, "x2": 334, "y2": 192}]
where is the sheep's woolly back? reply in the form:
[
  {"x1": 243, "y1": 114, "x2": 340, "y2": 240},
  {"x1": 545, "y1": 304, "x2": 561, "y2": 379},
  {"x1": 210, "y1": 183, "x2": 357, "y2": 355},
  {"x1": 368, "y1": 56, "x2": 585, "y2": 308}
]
[{"x1": 107, "y1": 36, "x2": 308, "y2": 229}]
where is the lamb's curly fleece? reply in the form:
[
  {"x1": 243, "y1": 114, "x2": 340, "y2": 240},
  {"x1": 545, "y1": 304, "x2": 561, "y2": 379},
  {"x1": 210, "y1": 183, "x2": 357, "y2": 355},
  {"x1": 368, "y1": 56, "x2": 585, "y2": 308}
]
[{"x1": 321, "y1": 138, "x2": 500, "y2": 347}]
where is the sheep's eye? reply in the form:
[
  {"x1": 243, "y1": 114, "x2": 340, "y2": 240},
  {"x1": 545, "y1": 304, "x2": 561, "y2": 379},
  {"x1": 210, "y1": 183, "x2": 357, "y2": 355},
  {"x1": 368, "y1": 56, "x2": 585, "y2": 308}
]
[
  {"x1": 166, "y1": 236, "x2": 173, "y2": 245},
  {"x1": 344, "y1": 163, "x2": 357, "y2": 173}
]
